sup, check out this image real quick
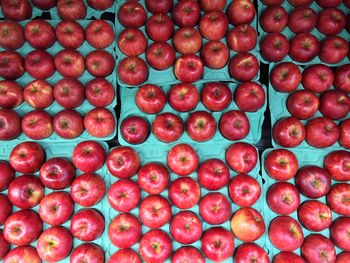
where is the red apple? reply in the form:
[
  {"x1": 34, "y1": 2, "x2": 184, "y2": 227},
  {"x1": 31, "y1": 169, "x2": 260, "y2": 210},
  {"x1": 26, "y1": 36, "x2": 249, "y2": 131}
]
[
  {"x1": 260, "y1": 5, "x2": 288, "y2": 33},
  {"x1": 9, "y1": 141, "x2": 45, "y2": 174},
  {"x1": 340, "y1": 119, "x2": 350, "y2": 148},
  {"x1": 201, "y1": 82, "x2": 231, "y2": 111},
  {"x1": 0, "y1": 80, "x2": 23, "y2": 109},
  {"x1": 54, "y1": 78, "x2": 85, "y2": 109},
  {"x1": 72, "y1": 140, "x2": 106, "y2": 173},
  {"x1": 70, "y1": 243, "x2": 104, "y2": 263},
  {"x1": 86, "y1": 50, "x2": 115, "y2": 77},
  {"x1": 316, "y1": 0, "x2": 342, "y2": 7},
  {"x1": 305, "y1": 117, "x2": 339, "y2": 148},
  {"x1": 0, "y1": 20, "x2": 24, "y2": 49},
  {"x1": 270, "y1": 62, "x2": 301, "y2": 93},
  {"x1": 234, "y1": 243, "x2": 270, "y2": 263},
  {"x1": 55, "y1": 20, "x2": 85, "y2": 49},
  {"x1": 199, "y1": 11, "x2": 228, "y2": 40},
  {"x1": 118, "y1": 28, "x2": 147, "y2": 56},
  {"x1": 227, "y1": 24, "x2": 257, "y2": 52},
  {"x1": 200, "y1": 40, "x2": 230, "y2": 69},
  {"x1": 229, "y1": 173, "x2": 261, "y2": 207},
  {"x1": 4, "y1": 209, "x2": 42, "y2": 246},
  {"x1": 109, "y1": 249, "x2": 141, "y2": 263},
  {"x1": 0, "y1": 51, "x2": 25, "y2": 80},
  {"x1": 53, "y1": 109, "x2": 84, "y2": 139},
  {"x1": 167, "y1": 143, "x2": 199, "y2": 176},
  {"x1": 136, "y1": 84, "x2": 166, "y2": 114},
  {"x1": 118, "y1": 56, "x2": 148, "y2": 86},
  {"x1": 229, "y1": 53, "x2": 259, "y2": 82},
  {"x1": 330, "y1": 217, "x2": 350, "y2": 251},
  {"x1": 298, "y1": 200, "x2": 332, "y2": 231},
  {"x1": 289, "y1": 33, "x2": 320, "y2": 63},
  {"x1": 334, "y1": 64, "x2": 350, "y2": 93},
  {"x1": 226, "y1": 142, "x2": 257, "y2": 173},
  {"x1": 70, "y1": 209, "x2": 104, "y2": 241},
  {"x1": 168, "y1": 83, "x2": 200, "y2": 112},
  {"x1": 168, "y1": 177, "x2": 200, "y2": 209},
  {"x1": 317, "y1": 8, "x2": 346, "y2": 36},
  {"x1": 170, "y1": 211, "x2": 202, "y2": 244},
  {"x1": 140, "y1": 229, "x2": 172, "y2": 263},
  {"x1": 273, "y1": 252, "x2": 305, "y2": 263},
  {"x1": 24, "y1": 80, "x2": 54, "y2": 109},
  {"x1": 320, "y1": 36, "x2": 349, "y2": 64},
  {"x1": 32, "y1": 0, "x2": 57, "y2": 9},
  {"x1": 288, "y1": 0, "x2": 313, "y2": 6},
  {"x1": 201, "y1": 227, "x2": 234, "y2": 262},
  {"x1": 86, "y1": 78, "x2": 114, "y2": 107},
  {"x1": 174, "y1": 55, "x2": 204, "y2": 83},
  {"x1": 267, "y1": 182, "x2": 300, "y2": 214},
  {"x1": 117, "y1": 1, "x2": 147, "y2": 28},
  {"x1": 146, "y1": 13, "x2": 174, "y2": 42},
  {"x1": 0, "y1": 194, "x2": 12, "y2": 225},
  {"x1": 198, "y1": 158, "x2": 229, "y2": 190},
  {"x1": 57, "y1": 0, "x2": 86, "y2": 20},
  {"x1": 86, "y1": 19, "x2": 114, "y2": 49},
  {"x1": 199, "y1": 0, "x2": 226, "y2": 12},
  {"x1": 319, "y1": 90, "x2": 350, "y2": 120},
  {"x1": 199, "y1": 192, "x2": 231, "y2": 224},
  {"x1": 70, "y1": 173, "x2": 105, "y2": 207},
  {"x1": 39, "y1": 191, "x2": 73, "y2": 226},
  {"x1": 269, "y1": 216, "x2": 304, "y2": 251},
  {"x1": 24, "y1": 19, "x2": 55, "y2": 49},
  {"x1": 273, "y1": 117, "x2": 305, "y2": 148},
  {"x1": 106, "y1": 146, "x2": 140, "y2": 178},
  {"x1": 173, "y1": 27, "x2": 202, "y2": 55},
  {"x1": 0, "y1": 109, "x2": 21, "y2": 140},
  {"x1": 324, "y1": 150, "x2": 350, "y2": 181},
  {"x1": 1, "y1": 0, "x2": 32, "y2": 21},
  {"x1": 231, "y1": 207, "x2": 265, "y2": 242},
  {"x1": 137, "y1": 162, "x2": 170, "y2": 194},
  {"x1": 84, "y1": 107, "x2": 115, "y2": 138},
  {"x1": 219, "y1": 110, "x2": 250, "y2": 140},
  {"x1": 139, "y1": 194, "x2": 172, "y2": 228},
  {"x1": 54, "y1": 49, "x2": 85, "y2": 78},
  {"x1": 3, "y1": 246, "x2": 40, "y2": 263},
  {"x1": 108, "y1": 179, "x2": 140, "y2": 212},
  {"x1": 234, "y1": 82, "x2": 265, "y2": 112},
  {"x1": 36, "y1": 226, "x2": 73, "y2": 262},
  {"x1": 228, "y1": 0, "x2": 256, "y2": 26},
  {"x1": 172, "y1": 247, "x2": 205, "y2": 263},
  {"x1": 264, "y1": 149, "x2": 299, "y2": 181},
  {"x1": 327, "y1": 183, "x2": 350, "y2": 215},
  {"x1": 172, "y1": 0, "x2": 200, "y2": 27},
  {"x1": 337, "y1": 252, "x2": 350, "y2": 263},
  {"x1": 302, "y1": 64, "x2": 334, "y2": 93},
  {"x1": 295, "y1": 166, "x2": 331, "y2": 198},
  {"x1": 260, "y1": 33, "x2": 289, "y2": 62},
  {"x1": 0, "y1": 161, "x2": 14, "y2": 191},
  {"x1": 146, "y1": 0, "x2": 173, "y2": 13},
  {"x1": 121, "y1": 116, "x2": 150, "y2": 144},
  {"x1": 262, "y1": 0, "x2": 284, "y2": 4},
  {"x1": 301, "y1": 234, "x2": 336, "y2": 263},
  {"x1": 152, "y1": 112, "x2": 184, "y2": 143},
  {"x1": 21, "y1": 110, "x2": 53, "y2": 140},
  {"x1": 288, "y1": 6, "x2": 318, "y2": 34},
  {"x1": 186, "y1": 111, "x2": 216, "y2": 142},
  {"x1": 146, "y1": 42, "x2": 176, "y2": 70}
]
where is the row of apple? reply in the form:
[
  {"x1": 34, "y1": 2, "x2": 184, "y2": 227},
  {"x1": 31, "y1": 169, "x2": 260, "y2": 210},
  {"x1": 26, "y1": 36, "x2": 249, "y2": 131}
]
[
  {"x1": 262, "y1": 148, "x2": 350, "y2": 262},
  {"x1": 262, "y1": 0, "x2": 349, "y2": 8}
]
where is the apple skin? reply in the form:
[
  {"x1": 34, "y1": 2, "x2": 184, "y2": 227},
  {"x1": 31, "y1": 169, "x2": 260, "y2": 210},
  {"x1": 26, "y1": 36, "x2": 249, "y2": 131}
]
[
  {"x1": 320, "y1": 36, "x2": 349, "y2": 64},
  {"x1": 118, "y1": 28, "x2": 147, "y2": 57},
  {"x1": 167, "y1": 143, "x2": 199, "y2": 176},
  {"x1": 117, "y1": 56, "x2": 148, "y2": 86},
  {"x1": 262, "y1": 0, "x2": 284, "y2": 4},
  {"x1": 146, "y1": 42, "x2": 176, "y2": 70},
  {"x1": 260, "y1": 5, "x2": 288, "y2": 33},
  {"x1": 305, "y1": 117, "x2": 339, "y2": 148},
  {"x1": 0, "y1": 194, "x2": 12, "y2": 225},
  {"x1": 170, "y1": 211, "x2": 202, "y2": 244},
  {"x1": 70, "y1": 173, "x2": 105, "y2": 207},
  {"x1": 234, "y1": 243, "x2": 270, "y2": 263},
  {"x1": 168, "y1": 177, "x2": 200, "y2": 209},
  {"x1": 287, "y1": 90, "x2": 319, "y2": 120},
  {"x1": 53, "y1": 109, "x2": 84, "y2": 139},
  {"x1": 0, "y1": 20, "x2": 24, "y2": 50},
  {"x1": 289, "y1": 33, "x2": 320, "y2": 63},
  {"x1": 0, "y1": 51, "x2": 25, "y2": 80},
  {"x1": 264, "y1": 149, "x2": 299, "y2": 181},
  {"x1": 199, "y1": 192, "x2": 232, "y2": 224},
  {"x1": 39, "y1": 191, "x2": 73, "y2": 226},
  {"x1": 168, "y1": 83, "x2": 200, "y2": 112},
  {"x1": 0, "y1": 160, "x2": 15, "y2": 191},
  {"x1": 199, "y1": 10, "x2": 229, "y2": 41},
  {"x1": 319, "y1": 90, "x2": 350, "y2": 120},
  {"x1": 1, "y1": 0, "x2": 32, "y2": 21},
  {"x1": 70, "y1": 243, "x2": 105, "y2": 263},
  {"x1": 9, "y1": 141, "x2": 45, "y2": 174},
  {"x1": 295, "y1": 165, "x2": 331, "y2": 198},
  {"x1": 201, "y1": 82, "x2": 231, "y2": 111},
  {"x1": 4, "y1": 209, "x2": 42, "y2": 246},
  {"x1": 137, "y1": 162, "x2": 170, "y2": 194},
  {"x1": 0, "y1": 109, "x2": 22, "y2": 140},
  {"x1": 302, "y1": 64, "x2": 334, "y2": 93},
  {"x1": 273, "y1": 251, "x2": 305, "y2": 263},
  {"x1": 118, "y1": 1, "x2": 147, "y2": 28},
  {"x1": 0, "y1": 80, "x2": 23, "y2": 109},
  {"x1": 120, "y1": 116, "x2": 150, "y2": 144},
  {"x1": 32, "y1": 0, "x2": 57, "y2": 9},
  {"x1": 146, "y1": 13, "x2": 174, "y2": 42},
  {"x1": 24, "y1": 19, "x2": 56, "y2": 49},
  {"x1": 288, "y1": 6, "x2": 318, "y2": 34},
  {"x1": 152, "y1": 113, "x2": 184, "y2": 143},
  {"x1": 260, "y1": 33, "x2": 289, "y2": 62},
  {"x1": 327, "y1": 183, "x2": 350, "y2": 215},
  {"x1": 336, "y1": 252, "x2": 350, "y2": 263},
  {"x1": 109, "y1": 249, "x2": 141, "y2": 263},
  {"x1": 324, "y1": 150, "x2": 350, "y2": 181},
  {"x1": 37, "y1": 226, "x2": 73, "y2": 262},
  {"x1": 55, "y1": 20, "x2": 85, "y2": 49},
  {"x1": 198, "y1": 158, "x2": 230, "y2": 190},
  {"x1": 227, "y1": 24, "x2": 257, "y2": 53},
  {"x1": 201, "y1": 227, "x2": 234, "y2": 262},
  {"x1": 200, "y1": 40, "x2": 230, "y2": 69},
  {"x1": 270, "y1": 62, "x2": 301, "y2": 93},
  {"x1": 228, "y1": 0, "x2": 256, "y2": 26},
  {"x1": 316, "y1": 0, "x2": 342, "y2": 7},
  {"x1": 229, "y1": 53, "x2": 259, "y2": 82},
  {"x1": 86, "y1": 50, "x2": 115, "y2": 78},
  {"x1": 0, "y1": 231, "x2": 10, "y2": 260},
  {"x1": 298, "y1": 200, "x2": 332, "y2": 232},
  {"x1": 172, "y1": 0, "x2": 201, "y2": 27},
  {"x1": 301, "y1": 234, "x2": 336, "y2": 263},
  {"x1": 21, "y1": 110, "x2": 53, "y2": 140},
  {"x1": 173, "y1": 27, "x2": 202, "y2": 55},
  {"x1": 54, "y1": 78, "x2": 85, "y2": 109},
  {"x1": 84, "y1": 107, "x2": 115, "y2": 138},
  {"x1": 172, "y1": 246, "x2": 205, "y2": 263},
  {"x1": 330, "y1": 217, "x2": 350, "y2": 251},
  {"x1": 72, "y1": 140, "x2": 106, "y2": 173},
  {"x1": 24, "y1": 80, "x2": 54, "y2": 109},
  {"x1": 269, "y1": 216, "x2": 304, "y2": 251},
  {"x1": 273, "y1": 117, "x2": 305, "y2": 148},
  {"x1": 108, "y1": 179, "x2": 140, "y2": 212},
  {"x1": 139, "y1": 194, "x2": 172, "y2": 228},
  {"x1": 229, "y1": 174, "x2": 261, "y2": 207},
  {"x1": 334, "y1": 64, "x2": 350, "y2": 93},
  {"x1": 70, "y1": 209, "x2": 104, "y2": 242},
  {"x1": 8, "y1": 174, "x2": 44, "y2": 209},
  {"x1": 86, "y1": 78, "x2": 115, "y2": 107},
  {"x1": 146, "y1": 0, "x2": 173, "y2": 13},
  {"x1": 226, "y1": 142, "x2": 258, "y2": 173},
  {"x1": 57, "y1": 0, "x2": 86, "y2": 20},
  {"x1": 140, "y1": 229, "x2": 172, "y2": 263},
  {"x1": 231, "y1": 207, "x2": 265, "y2": 242},
  {"x1": 317, "y1": 8, "x2": 346, "y2": 36},
  {"x1": 267, "y1": 182, "x2": 300, "y2": 215},
  {"x1": 174, "y1": 55, "x2": 204, "y2": 83},
  {"x1": 234, "y1": 82, "x2": 265, "y2": 112},
  {"x1": 86, "y1": 19, "x2": 114, "y2": 49},
  {"x1": 107, "y1": 146, "x2": 140, "y2": 178},
  {"x1": 3, "y1": 246, "x2": 41, "y2": 263},
  {"x1": 54, "y1": 49, "x2": 85, "y2": 78},
  {"x1": 186, "y1": 111, "x2": 216, "y2": 142},
  {"x1": 288, "y1": 0, "x2": 313, "y2": 6},
  {"x1": 219, "y1": 110, "x2": 250, "y2": 140},
  {"x1": 199, "y1": 0, "x2": 226, "y2": 12},
  {"x1": 136, "y1": 84, "x2": 166, "y2": 114},
  {"x1": 340, "y1": 119, "x2": 350, "y2": 148}
]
